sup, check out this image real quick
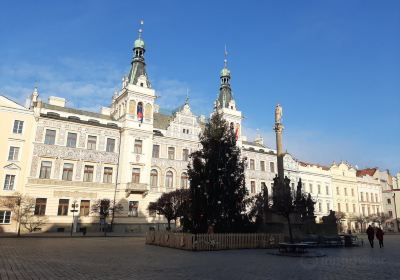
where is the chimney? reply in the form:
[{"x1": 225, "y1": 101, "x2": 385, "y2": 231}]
[{"x1": 48, "y1": 96, "x2": 66, "y2": 107}]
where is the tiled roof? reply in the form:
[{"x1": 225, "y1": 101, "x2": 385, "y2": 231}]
[
  {"x1": 41, "y1": 102, "x2": 113, "y2": 120},
  {"x1": 356, "y1": 168, "x2": 378, "y2": 177},
  {"x1": 153, "y1": 112, "x2": 173, "y2": 130}
]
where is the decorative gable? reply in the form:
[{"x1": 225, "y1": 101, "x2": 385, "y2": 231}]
[{"x1": 3, "y1": 163, "x2": 21, "y2": 170}]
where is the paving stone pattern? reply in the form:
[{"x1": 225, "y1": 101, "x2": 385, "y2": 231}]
[{"x1": 0, "y1": 235, "x2": 399, "y2": 280}]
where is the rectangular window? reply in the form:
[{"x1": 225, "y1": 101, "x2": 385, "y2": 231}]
[
  {"x1": 250, "y1": 159, "x2": 255, "y2": 170},
  {"x1": 375, "y1": 194, "x2": 378, "y2": 203},
  {"x1": 362, "y1": 206, "x2": 365, "y2": 216},
  {"x1": 128, "y1": 201, "x2": 139, "y2": 217},
  {"x1": 387, "y1": 198, "x2": 391, "y2": 205},
  {"x1": 344, "y1": 188, "x2": 348, "y2": 196},
  {"x1": 345, "y1": 203, "x2": 349, "y2": 212},
  {"x1": 13, "y1": 120, "x2": 24, "y2": 134},
  {"x1": 337, "y1": 203, "x2": 341, "y2": 212},
  {"x1": 152, "y1": 145, "x2": 160, "y2": 158},
  {"x1": 134, "y1": 139, "x2": 143, "y2": 154},
  {"x1": 366, "y1": 192, "x2": 369, "y2": 202},
  {"x1": 80, "y1": 200, "x2": 90, "y2": 216},
  {"x1": 353, "y1": 204, "x2": 356, "y2": 213},
  {"x1": 319, "y1": 202, "x2": 322, "y2": 212},
  {"x1": 250, "y1": 181, "x2": 256, "y2": 194},
  {"x1": 351, "y1": 188, "x2": 354, "y2": 197},
  {"x1": 83, "y1": 165, "x2": 94, "y2": 182},
  {"x1": 106, "y1": 138, "x2": 116, "y2": 152},
  {"x1": 389, "y1": 210, "x2": 393, "y2": 218},
  {"x1": 44, "y1": 129, "x2": 56, "y2": 145},
  {"x1": 336, "y1": 186, "x2": 340, "y2": 195},
  {"x1": 361, "y1": 192, "x2": 364, "y2": 202},
  {"x1": 34, "y1": 198, "x2": 47, "y2": 216},
  {"x1": 8, "y1": 146, "x2": 20, "y2": 161},
  {"x1": 168, "y1": 147, "x2": 175, "y2": 160},
  {"x1": 325, "y1": 185, "x2": 329, "y2": 195},
  {"x1": 182, "y1": 149, "x2": 189, "y2": 161},
  {"x1": 3, "y1": 174, "x2": 16, "y2": 190},
  {"x1": 87, "y1": 135, "x2": 97, "y2": 150},
  {"x1": 327, "y1": 203, "x2": 330, "y2": 211},
  {"x1": 260, "y1": 161, "x2": 265, "y2": 171},
  {"x1": 318, "y1": 185, "x2": 321, "y2": 195},
  {"x1": 39, "y1": 161, "x2": 52, "y2": 179},
  {"x1": 0, "y1": 211, "x2": 11, "y2": 224},
  {"x1": 269, "y1": 162, "x2": 275, "y2": 173},
  {"x1": 57, "y1": 199, "x2": 69, "y2": 216},
  {"x1": 103, "y1": 167, "x2": 113, "y2": 183},
  {"x1": 62, "y1": 163, "x2": 73, "y2": 181},
  {"x1": 66, "y1": 132, "x2": 77, "y2": 148},
  {"x1": 132, "y1": 168, "x2": 140, "y2": 183},
  {"x1": 309, "y1": 184, "x2": 313, "y2": 194}
]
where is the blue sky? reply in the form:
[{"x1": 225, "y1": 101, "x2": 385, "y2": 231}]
[{"x1": 1, "y1": 0, "x2": 399, "y2": 173}]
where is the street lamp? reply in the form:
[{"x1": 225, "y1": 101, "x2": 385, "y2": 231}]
[
  {"x1": 70, "y1": 200, "x2": 79, "y2": 236},
  {"x1": 393, "y1": 193, "x2": 400, "y2": 232}
]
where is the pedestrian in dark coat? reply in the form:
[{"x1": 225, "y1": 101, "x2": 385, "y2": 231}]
[
  {"x1": 366, "y1": 225, "x2": 375, "y2": 248},
  {"x1": 376, "y1": 227, "x2": 384, "y2": 248}
]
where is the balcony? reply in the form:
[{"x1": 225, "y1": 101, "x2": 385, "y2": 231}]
[{"x1": 125, "y1": 182, "x2": 148, "y2": 197}]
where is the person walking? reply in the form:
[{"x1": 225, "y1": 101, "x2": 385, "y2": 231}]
[
  {"x1": 376, "y1": 227, "x2": 384, "y2": 248},
  {"x1": 366, "y1": 225, "x2": 375, "y2": 248}
]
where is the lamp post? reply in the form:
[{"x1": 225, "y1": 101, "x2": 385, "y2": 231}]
[
  {"x1": 70, "y1": 200, "x2": 78, "y2": 236},
  {"x1": 393, "y1": 192, "x2": 400, "y2": 232}
]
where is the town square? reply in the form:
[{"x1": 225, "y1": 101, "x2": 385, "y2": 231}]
[{"x1": 0, "y1": 1, "x2": 399, "y2": 279}]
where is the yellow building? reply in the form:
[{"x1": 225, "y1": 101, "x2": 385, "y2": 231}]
[{"x1": 0, "y1": 95, "x2": 36, "y2": 233}]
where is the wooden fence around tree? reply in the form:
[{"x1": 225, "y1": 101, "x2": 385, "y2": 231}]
[{"x1": 146, "y1": 231, "x2": 284, "y2": 251}]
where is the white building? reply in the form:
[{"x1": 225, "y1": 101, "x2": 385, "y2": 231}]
[{"x1": 298, "y1": 161, "x2": 333, "y2": 222}]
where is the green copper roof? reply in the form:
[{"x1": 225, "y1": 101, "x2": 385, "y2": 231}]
[{"x1": 134, "y1": 38, "x2": 145, "y2": 49}]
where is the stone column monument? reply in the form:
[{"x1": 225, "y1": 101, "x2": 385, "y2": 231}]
[{"x1": 274, "y1": 104, "x2": 285, "y2": 181}]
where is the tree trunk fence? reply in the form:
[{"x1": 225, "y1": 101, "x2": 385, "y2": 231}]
[{"x1": 146, "y1": 231, "x2": 284, "y2": 251}]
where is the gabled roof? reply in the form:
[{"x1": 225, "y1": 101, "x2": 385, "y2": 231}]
[
  {"x1": 0, "y1": 95, "x2": 27, "y2": 110},
  {"x1": 357, "y1": 168, "x2": 378, "y2": 177},
  {"x1": 299, "y1": 160, "x2": 330, "y2": 171}
]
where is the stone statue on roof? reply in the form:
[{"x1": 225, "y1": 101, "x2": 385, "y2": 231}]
[{"x1": 275, "y1": 104, "x2": 282, "y2": 124}]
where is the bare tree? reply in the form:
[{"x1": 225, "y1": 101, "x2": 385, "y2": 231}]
[
  {"x1": 335, "y1": 211, "x2": 346, "y2": 233},
  {"x1": 148, "y1": 189, "x2": 189, "y2": 230},
  {"x1": 91, "y1": 199, "x2": 123, "y2": 236},
  {"x1": 0, "y1": 192, "x2": 47, "y2": 236}
]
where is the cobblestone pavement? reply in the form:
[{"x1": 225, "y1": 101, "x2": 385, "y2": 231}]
[{"x1": 0, "y1": 235, "x2": 399, "y2": 280}]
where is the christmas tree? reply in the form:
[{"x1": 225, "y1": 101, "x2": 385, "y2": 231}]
[{"x1": 184, "y1": 112, "x2": 248, "y2": 233}]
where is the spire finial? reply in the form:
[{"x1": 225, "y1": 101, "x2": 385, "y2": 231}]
[
  {"x1": 186, "y1": 88, "x2": 189, "y2": 104},
  {"x1": 138, "y1": 19, "x2": 144, "y2": 39},
  {"x1": 224, "y1": 44, "x2": 228, "y2": 68}
]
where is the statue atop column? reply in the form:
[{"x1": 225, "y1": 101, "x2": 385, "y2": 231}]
[{"x1": 275, "y1": 104, "x2": 283, "y2": 124}]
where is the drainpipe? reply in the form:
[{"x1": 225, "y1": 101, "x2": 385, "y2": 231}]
[{"x1": 110, "y1": 128, "x2": 122, "y2": 232}]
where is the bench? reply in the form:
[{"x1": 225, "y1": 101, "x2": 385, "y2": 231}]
[{"x1": 278, "y1": 243, "x2": 310, "y2": 254}]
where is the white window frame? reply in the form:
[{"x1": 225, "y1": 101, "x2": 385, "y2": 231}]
[
  {"x1": 44, "y1": 129, "x2": 57, "y2": 145},
  {"x1": 3, "y1": 174, "x2": 16, "y2": 190},
  {"x1": 66, "y1": 132, "x2": 78, "y2": 148},
  {"x1": 8, "y1": 146, "x2": 20, "y2": 161},
  {"x1": 0, "y1": 210, "x2": 11, "y2": 224},
  {"x1": 13, "y1": 120, "x2": 24, "y2": 134}
]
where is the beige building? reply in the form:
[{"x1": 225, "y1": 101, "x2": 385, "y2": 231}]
[
  {"x1": 330, "y1": 162, "x2": 358, "y2": 232},
  {"x1": 356, "y1": 168, "x2": 382, "y2": 231},
  {"x1": 0, "y1": 96, "x2": 36, "y2": 232}
]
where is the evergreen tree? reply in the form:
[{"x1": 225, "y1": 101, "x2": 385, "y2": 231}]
[{"x1": 184, "y1": 112, "x2": 248, "y2": 233}]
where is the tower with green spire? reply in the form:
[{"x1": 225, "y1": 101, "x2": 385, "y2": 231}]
[
  {"x1": 215, "y1": 47, "x2": 243, "y2": 145},
  {"x1": 127, "y1": 20, "x2": 151, "y2": 88}
]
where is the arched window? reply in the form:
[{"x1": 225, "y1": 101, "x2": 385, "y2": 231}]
[
  {"x1": 180, "y1": 172, "x2": 188, "y2": 189},
  {"x1": 145, "y1": 103, "x2": 152, "y2": 120},
  {"x1": 165, "y1": 171, "x2": 173, "y2": 189},
  {"x1": 150, "y1": 169, "x2": 158, "y2": 188},
  {"x1": 137, "y1": 102, "x2": 143, "y2": 122},
  {"x1": 129, "y1": 100, "x2": 136, "y2": 115}
]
